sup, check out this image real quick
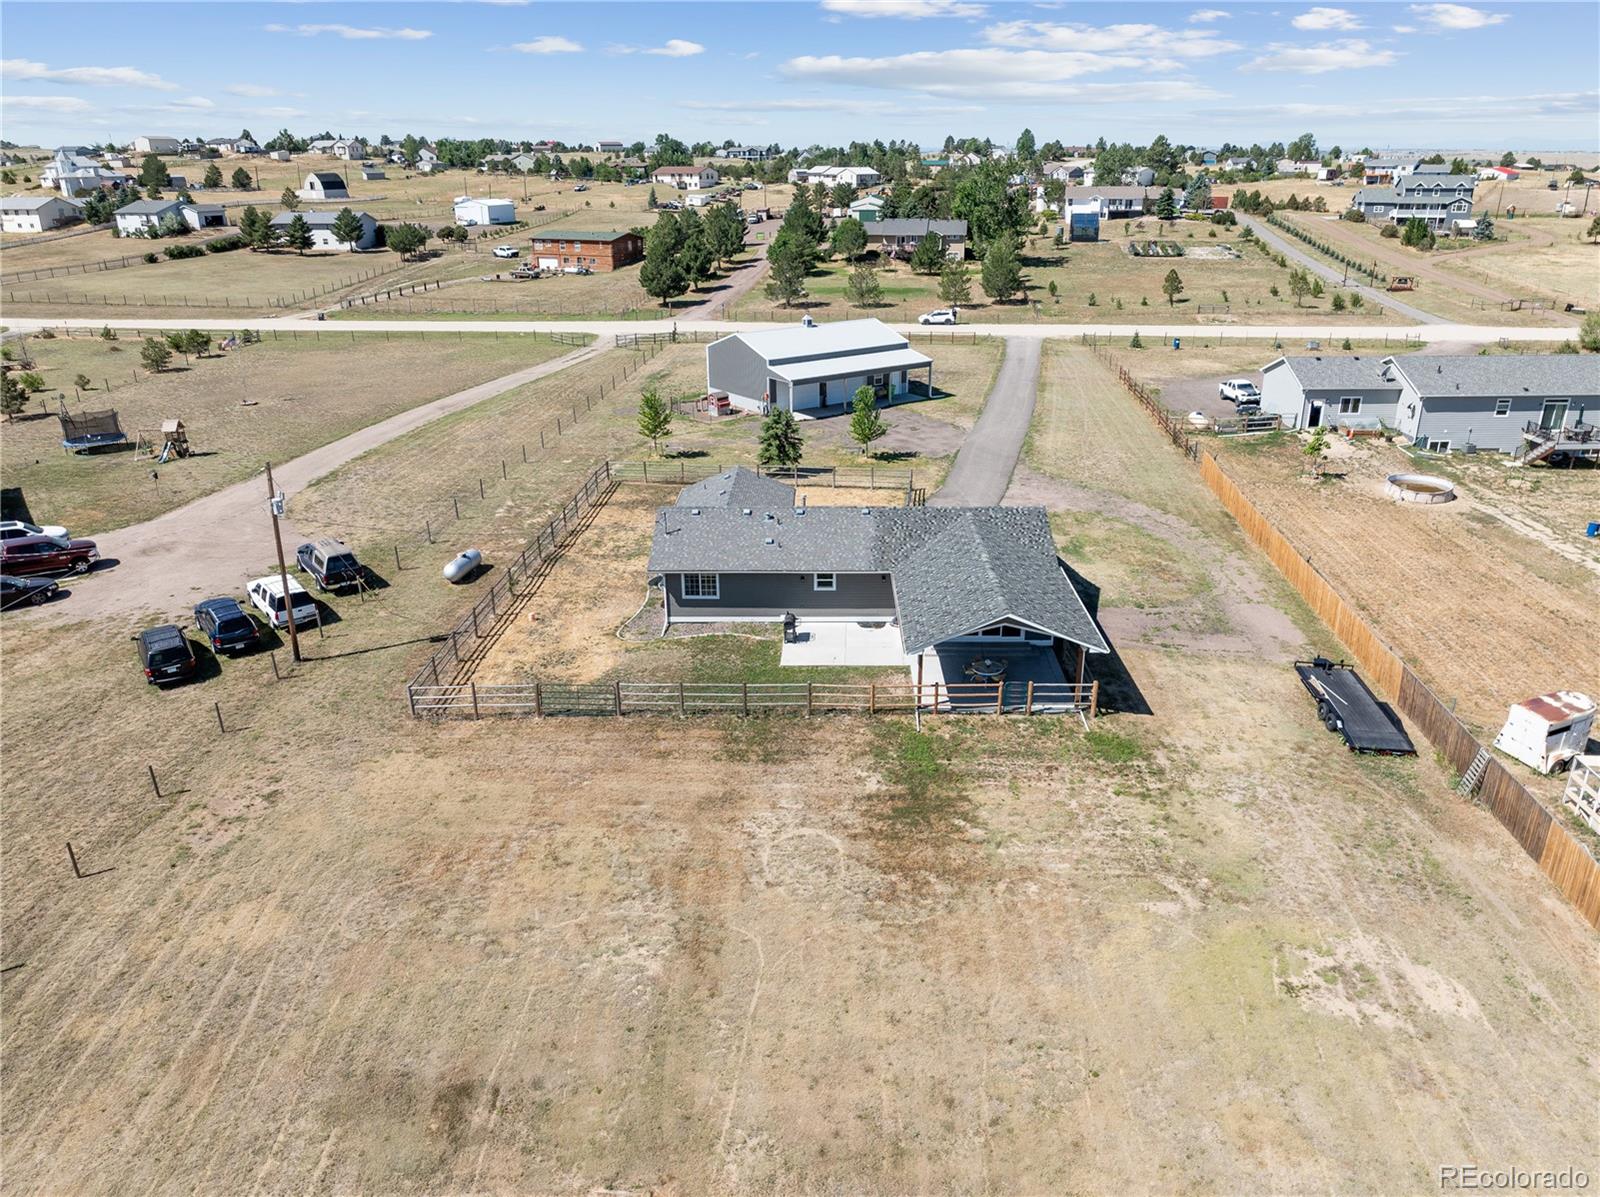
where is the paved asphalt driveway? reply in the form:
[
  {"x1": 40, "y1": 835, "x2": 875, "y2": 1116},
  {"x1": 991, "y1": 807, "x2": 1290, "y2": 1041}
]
[{"x1": 931, "y1": 336, "x2": 1042, "y2": 506}]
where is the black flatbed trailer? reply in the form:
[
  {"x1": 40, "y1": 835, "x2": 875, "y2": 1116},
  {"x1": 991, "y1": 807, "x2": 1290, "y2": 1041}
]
[{"x1": 1294, "y1": 658, "x2": 1416, "y2": 756}]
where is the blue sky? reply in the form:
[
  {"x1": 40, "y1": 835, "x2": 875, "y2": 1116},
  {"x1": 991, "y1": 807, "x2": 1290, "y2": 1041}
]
[{"x1": 2, "y1": 2, "x2": 1596, "y2": 152}]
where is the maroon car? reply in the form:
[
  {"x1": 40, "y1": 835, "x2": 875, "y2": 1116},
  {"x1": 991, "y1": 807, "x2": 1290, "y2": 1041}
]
[{"x1": 0, "y1": 534, "x2": 98, "y2": 576}]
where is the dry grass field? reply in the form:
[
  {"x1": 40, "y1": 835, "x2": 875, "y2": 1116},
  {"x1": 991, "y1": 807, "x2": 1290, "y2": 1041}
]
[
  {"x1": 294, "y1": 338, "x2": 1000, "y2": 543},
  {"x1": 4, "y1": 338, "x2": 1594, "y2": 1194},
  {"x1": 1, "y1": 329, "x2": 573, "y2": 534},
  {"x1": 729, "y1": 225, "x2": 1392, "y2": 326},
  {"x1": 1209, "y1": 430, "x2": 1599, "y2": 744}
]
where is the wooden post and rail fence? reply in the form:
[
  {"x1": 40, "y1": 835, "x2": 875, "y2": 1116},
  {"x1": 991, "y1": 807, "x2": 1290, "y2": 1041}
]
[{"x1": 1083, "y1": 338, "x2": 1600, "y2": 927}]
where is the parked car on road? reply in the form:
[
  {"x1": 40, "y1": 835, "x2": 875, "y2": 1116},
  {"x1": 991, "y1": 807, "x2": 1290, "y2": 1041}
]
[
  {"x1": 247, "y1": 574, "x2": 319, "y2": 630},
  {"x1": 193, "y1": 596, "x2": 260, "y2": 654},
  {"x1": 136, "y1": 624, "x2": 197, "y2": 686},
  {"x1": 1219, "y1": 379, "x2": 1261, "y2": 405},
  {"x1": 0, "y1": 574, "x2": 59, "y2": 610},
  {"x1": 918, "y1": 308, "x2": 958, "y2": 326},
  {"x1": 492, "y1": 244, "x2": 521, "y2": 259},
  {"x1": 0, "y1": 519, "x2": 68, "y2": 542},
  {"x1": 562, "y1": 265, "x2": 593, "y2": 275},
  {"x1": 509, "y1": 266, "x2": 539, "y2": 280},
  {"x1": 295, "y1": 538, "x2": 363, "y2": 591},
  {"x1": 0, "y1": 534, "x2": 98, "y2": 576}
]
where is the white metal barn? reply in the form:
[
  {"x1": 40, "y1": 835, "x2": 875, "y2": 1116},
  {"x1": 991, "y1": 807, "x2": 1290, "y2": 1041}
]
[
  {"x1": 705, "y1": 318, "x2": 934, "y2": 416},
  {"x1": 453, "y1": 197, "x2": 516, "y2": 226}
]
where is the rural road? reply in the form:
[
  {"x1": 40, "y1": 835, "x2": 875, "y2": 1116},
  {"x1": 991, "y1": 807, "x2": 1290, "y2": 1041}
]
[
  {"x1": 1238, "y1": 214, "x2": 1443, "y2": 325},
  {"x1": 931, "y1": 337, "x2": 1041, "y2": 506},
  {"x1": 2, "y1": 315, "x2": 1578, "y2": 344},
  {"x1": 33, "y1": 341, "x2": 604, "y2": 623}
]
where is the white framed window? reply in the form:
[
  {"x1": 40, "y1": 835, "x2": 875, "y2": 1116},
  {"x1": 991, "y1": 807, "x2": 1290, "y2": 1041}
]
[
  {"x1": 1338, "y1": 396, "x2": 1362, "y2": 414},
  {"x1": 681, "y1": 573, "x2": 719, "y2": 599},
  {"x1": 813, "y1": 573, "x2": 836, "y2": 592},
  {"x1": 1426, "y1": 439, "x2": 1451, "y2": 453},
  {"x1": 1493, "y1": 398, "x2": 1512, "y2": 417}
]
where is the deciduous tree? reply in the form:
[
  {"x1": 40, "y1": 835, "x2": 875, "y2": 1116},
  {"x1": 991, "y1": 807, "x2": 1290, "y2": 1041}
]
[
  {"x1": 279, "y1": 187, "x2": 300, "y2": 211},
  {"x1": 830, "y1": 217, "x2": 867, "y2": 262},
  {"x1": 1161, "y1": 268, "x2": 1184, "y2": 306},
  {"x1": 844, "y1": 262, "x2": 882, "y2": 308},
  {"x1": 848, "y1": 385, "x2": 887, "y2": 455},
  {"x1": 637, "y1": 386, "x2": 672, "y2": 452}
]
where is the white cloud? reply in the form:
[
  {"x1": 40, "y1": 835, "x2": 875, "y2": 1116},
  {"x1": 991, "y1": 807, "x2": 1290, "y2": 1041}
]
[
  {"x1": 1409, "y1": 3, "x2": 1508, "y2": 29},
  {"x1": 1, "y1": 94, "x2": 93, "y2": 113},
  {"x1": 1208, "y1": 90, "x2": 1595, "y2": 122},
  {"x1": 1189, "y1": 8, "x2": 1230, "y2": 20},
  {"x1": 820, "y1": 0, "x2": 988, "y2": 17},
  {"x1": 1391, "y1": 23, "x2": 1418, "y2": 32},
  {"x1": 645, "y1": 39, "x2": 705, "y2": 57},
  {"x1": 981, "y1": 20, "x2": 1240, "y2": 57},
  {"x1": 264, "y1": 23, "x2": 432, "y2": 40},
  {"x1": 1292, "y1": 7, "x2": 1362, "y2": 30},
  {"x1": 1245, "y1": 39, "x2": 1397, "y2": 72},
  {"x1": 1, "y1": 58, "x2": 179, "y2": 90},
  {"x1": 224, "y1": 83, "x2": 281, "y2": 97},
  {"x1": 681, "y1": 96, "x2": 983, "y2": 114},
  {"x1": 510, "y1": 36, "x2": 583, "y2": 53},
  {"x1": 782, "y1": 49, "x2": 1221, "y2": 101},
  {"x1": 169, "y1": 95, "x2": 216, "y2": 110}
]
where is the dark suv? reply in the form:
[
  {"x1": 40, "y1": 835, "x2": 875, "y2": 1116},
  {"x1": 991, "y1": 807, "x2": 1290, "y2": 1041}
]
[
  {"x1": 295, "y1": 538, "x2": 362, "y2": 592},
  {"x1": 0, "y1": 534, "x2": 98, "y2": 576},
  {"x1": 137, "y1": 624, "x2": 197, "y2": 685},
  {"x1": 193, "y1": 597, "x2": 260, "y2": 654}
]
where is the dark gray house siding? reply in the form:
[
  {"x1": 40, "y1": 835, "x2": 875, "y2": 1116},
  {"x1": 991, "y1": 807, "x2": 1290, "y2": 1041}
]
[{"x1": 665, "y1": 571, "x2": 896, "y2": 621}]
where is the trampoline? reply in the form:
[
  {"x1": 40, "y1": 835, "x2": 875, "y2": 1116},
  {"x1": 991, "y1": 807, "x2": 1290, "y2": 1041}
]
[{"x1": 58, "y1": 405, "x2": 128, "y2": 453}]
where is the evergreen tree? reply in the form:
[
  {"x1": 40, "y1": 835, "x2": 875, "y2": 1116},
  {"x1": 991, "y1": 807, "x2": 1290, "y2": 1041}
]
[
  {"x1": 279, "y1": 187, "x2": 300, "y2": 210},
  {"x1": 1155, "y1": 187, "x2": 1178, "y2": 220},
  {"x1": 203, "y1": 162, "x2": 223, "y2": 189},
  {"x1": 1472, "y1": 215, "x2": 1495, "y2": 242},
  {"x1": 844, "y1": 263, "x2": 882, "y2": 308},
  {"x1": 138, "y1": 154, "x2": 170, "y2": 189},
  {"x1": 231, "y1": 166, "x2": 253, "y2": 190},
  {"x1": 330, "y1": 207, "x2": 366, "y2": 251},
  {"x1": 830, "y1": 217, "x2": 867, "y2": 262},
  {"x1": 703, "y1": 202, "x2": 744, "y2": 267},
  {"x1": 647, "y1": 186, "x2": 658, "y2": 209},
  {"x1": 979, "y1": 234, "x2": 1022, "y2": 302},
  {"x1": 1015, "y1": 127, "x2": 1036, "y2": 161},
  {"x1": 848, "y1": 385, "x2": 887, "y2": 455},
  {"x1": 757, "y1": 407, "x2": 804, "y2": 470},
  {"x1": 640, "y1": 213, "x2": 689, "y2": 306},
  {"x1": 781, "y1": 187, "x2": 825, "y2": 249},
  {"x1": 284, "y1": 213, "x2": 314, "y2": 255},
  {"x1": 938, "y1": 261, "x2": 972, "y2": 306},
  {"x1": 636, "y1": 386, "x2": 673, "y2": 452},
  {"x1": 1162, "y1": 268, "x2": 1184, "y2": 306},
  {"x1": 763, "y1": 230, "x2": 814, "y2": 307},
  {"x1": 679, "y1": 211, "x2": 714, "y2": 290},
  {"x1": 909, "y1": 231, "x2": 945, "y2": 275},
  {"x1": 140, "y1": 337, "x2": 173, "y2": 373},
  {"x1": 1182, "y1": 175, "x2": 1211, "y2": 214}
]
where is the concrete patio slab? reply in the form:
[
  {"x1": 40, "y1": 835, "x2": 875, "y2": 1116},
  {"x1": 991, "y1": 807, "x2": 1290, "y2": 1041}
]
[{"x1": 780, "y1": 619, "x2": 905, "y2": 666}]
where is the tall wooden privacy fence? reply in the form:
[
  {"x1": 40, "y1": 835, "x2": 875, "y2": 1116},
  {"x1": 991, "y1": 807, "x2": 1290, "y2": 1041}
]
[{"x1": 1195, "y1": 448, "x2": 1600, "y2": 928}]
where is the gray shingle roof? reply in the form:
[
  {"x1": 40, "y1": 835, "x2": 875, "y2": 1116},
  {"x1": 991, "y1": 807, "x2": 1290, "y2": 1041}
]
[
  {"x1": 117, "y1": 199, "x2": 181, "y2": 216},
  {"x1": 270, "y1": 209, "x2": 371, "y2": 228},
  {"x1": 867, "y1": 218, "x2": 967, "y2": 239},
  {"x1": 648, "y1": 469, "x2": 1107, "y2": 654},
  {"x1": 1385, "y1": 354, "x2": 1600, "y2": 399},
  {"x1": 1265, "y1": 355, "x2": 1400, "y2": 391}
]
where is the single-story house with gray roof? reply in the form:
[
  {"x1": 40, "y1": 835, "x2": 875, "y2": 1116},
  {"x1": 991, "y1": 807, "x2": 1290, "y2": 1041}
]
[
  {"x1": 864, "y1": 217, "x2": 967, "y2": 259},
  {"x1": 268, "y1": 209, "x2": 377, "y2": 251},
  {"x1": 706, "y1": 317, "x2": 933, "y2": 416},
  {"x1": 1259, "y1": 355, "x2": 1403, "y2": 430},
  {"x1": 1382, "y1": 354, "x2": 1600, "y2": 456},
  {"x1": 0, "y1": 194, "x2": 83, "y2": 233},
  {"x1": 649, "y1": 468, "x2": 1109, "y2": 701}
]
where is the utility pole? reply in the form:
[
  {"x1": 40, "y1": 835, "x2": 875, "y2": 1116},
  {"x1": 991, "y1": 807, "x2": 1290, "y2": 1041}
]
[{"x1": 265, "y1": 462, "x2": 302, "y2": 662}]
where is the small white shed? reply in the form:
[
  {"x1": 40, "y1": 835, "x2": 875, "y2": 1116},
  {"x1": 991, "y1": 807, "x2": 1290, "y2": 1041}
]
[{"x1": 1492, "y1": 692, "x2": 1596, "y2": 774}]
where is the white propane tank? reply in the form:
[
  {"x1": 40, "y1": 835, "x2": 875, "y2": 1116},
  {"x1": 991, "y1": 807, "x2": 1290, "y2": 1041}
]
[{"x1": 442, "y1": 549, "x2": 482, "y2": 583}]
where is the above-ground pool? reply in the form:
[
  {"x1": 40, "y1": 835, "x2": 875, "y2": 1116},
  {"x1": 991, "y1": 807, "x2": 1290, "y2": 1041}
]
[{"x1": 1385, "y1": 473, "x2": 1456, "y2": 504}]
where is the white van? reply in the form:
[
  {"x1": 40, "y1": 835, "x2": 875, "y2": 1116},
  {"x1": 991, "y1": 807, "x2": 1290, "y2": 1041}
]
[{"x1": 246, "y1": 574, "x2": 319, "y2": 630}]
